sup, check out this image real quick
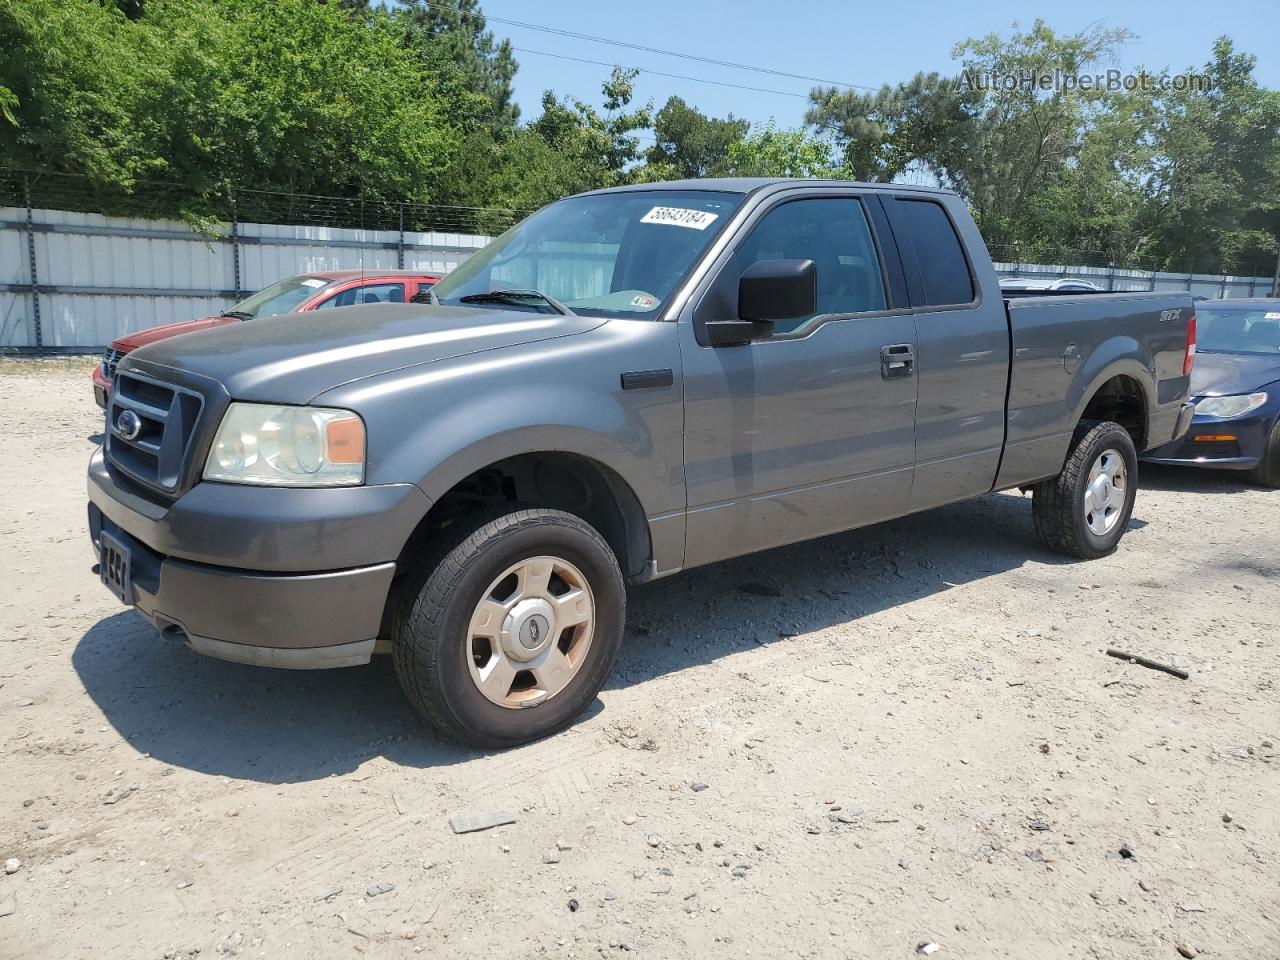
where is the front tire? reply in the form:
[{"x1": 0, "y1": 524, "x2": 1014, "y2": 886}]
[
  {"x1": 1032, "y1": 421, "x2": 1138, "y2": 560},
  {"x1": 1246, "y1": 419, "x2": 1280, "y2": 487},
  {"x1": 392, "y1": 507, "x2": 625, "y2": 748}
]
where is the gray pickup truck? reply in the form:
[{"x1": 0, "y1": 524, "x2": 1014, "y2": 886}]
[{"x1": 88, "y1": 178, "x2": 1196, "y2": 746}]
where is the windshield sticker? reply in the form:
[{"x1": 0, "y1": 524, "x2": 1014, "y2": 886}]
[
  {"x1": 640, "y1": 206, "x2": 720, "y2": 230},
  {"x1": 1267, "y1": 312, "x2": 1280, "y2": 320},
  {"x1": 630, "y1": 293, "x2": 657, "y2": 308},
  {"x1": 300, "y1": 278, "x2": 326, "y2": 288}
]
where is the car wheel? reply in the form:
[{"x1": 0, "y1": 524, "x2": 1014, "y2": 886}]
[
  {"x1": 1246, "y1": 419, "x2": 1280, "y2": 488},
  {"x1": 392, "y1": 507, "x2": 625, "y2": 748},
  {"x1": 1032, "y1": 421, "x2": 1139, "y2": 560}
]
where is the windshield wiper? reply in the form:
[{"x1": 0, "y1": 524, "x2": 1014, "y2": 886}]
[
  {"x1": 221, "y1": 310, "x2": 253, "y2": 320},
  {"x1": 457, "y1": 289, "x2": 575, "y2": 316}
]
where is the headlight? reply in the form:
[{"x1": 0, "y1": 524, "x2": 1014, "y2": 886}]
[
  {"x1": 1195, "y1": 392, "x2": 1268, "y2": 419},
  {"x1": 203, "y1": 403, "x2": 365, "y2": 486}
]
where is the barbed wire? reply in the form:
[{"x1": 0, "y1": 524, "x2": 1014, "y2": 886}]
[{"x1": 0, "y1": 168, "x2": 530, "y2": 236}]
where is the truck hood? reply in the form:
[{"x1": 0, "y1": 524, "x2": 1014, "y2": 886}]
[
  {"x1": 1191, "y1": 351, "x2": 1280, "y2": 397},
  {"x1": 123, "y1": 303, "x2": 607, "y2": 403},
  {"x1": 112, "y1": 314, "x2": 239, "y2": 351}
]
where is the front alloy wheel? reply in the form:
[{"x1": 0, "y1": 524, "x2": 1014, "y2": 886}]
[
  {"x1": 392, "y1": 507, "x2": 625, "y2": 748},
  {"x1": 467, "y1": 555, "x2": 596, "y2": 708}
]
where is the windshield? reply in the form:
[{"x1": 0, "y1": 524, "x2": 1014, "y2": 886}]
[
  {"x1": 1197, "y1": 305, "x2": 1280, "y2": 355},
  {"x1": 432, "y1": 190, "x2": 743, "y2": 318},
  {"x1": 229, "y1": 276, "x2": 329, "y2": 319}
]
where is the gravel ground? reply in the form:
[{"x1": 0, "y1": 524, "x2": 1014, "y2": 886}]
[{"x1": 1, "y1": 360, "x2": 1277, "y2": 960}]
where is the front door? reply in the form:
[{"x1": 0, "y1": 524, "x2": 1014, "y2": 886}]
[{"x1": 679, "y1": 193, "x2": 919, "y2": 568}]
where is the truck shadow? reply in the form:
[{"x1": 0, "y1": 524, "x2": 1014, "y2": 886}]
[
  {"x1": 74, "y1": 490, "x2": 1068, "y2": 783},
  {"x1": 610, "y1": 490, "x2": 1072, "y2": 692},
  {"x1": 71, "y1": 613, "x2": 474, "y2": 782}
]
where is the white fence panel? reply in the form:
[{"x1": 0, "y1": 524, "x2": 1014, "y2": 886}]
[
  {"x1": 1, "y1": 206, "x2": 492, "y2": 349},
  {"x1": 0, "y1": 292, "x2": 30, "y2": 347},
  {"x1": 994, "y1": 261, "x2": 1275, "y2": 299}
]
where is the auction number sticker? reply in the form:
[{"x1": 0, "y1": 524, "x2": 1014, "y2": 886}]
[
  {"x1": 1266, "y1": 312, "x2": 1280, "y2": 320},
  {"x1": 300, "y1": 278, "x2": 327, "y2": 287},
  {"x1": 640, "y1": 206, "x2": 720, "y2": 230}
]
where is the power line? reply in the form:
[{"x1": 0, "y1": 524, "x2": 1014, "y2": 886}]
[
  {"x1": 419, "y1": 0, "x2": 878, "y2": 92},
  {"x1": 512, "y1": 46, "x2": 811, "y2": 100}
]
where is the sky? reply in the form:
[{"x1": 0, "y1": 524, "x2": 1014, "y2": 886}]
[{"x1": 479, "y1": 0, "x2": 1280, "y2": 135}]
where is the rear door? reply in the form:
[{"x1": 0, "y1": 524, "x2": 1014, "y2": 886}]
[
  {"x1": 679, "y1": 190, "x2": 918, "y2": 567},
  {"x1": 883, "y1": 194, "x2": 1010, "y2": 511}
]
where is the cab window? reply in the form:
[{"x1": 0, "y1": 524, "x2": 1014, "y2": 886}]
[{"x1": 732, "y1": 197, "x2": 887, "y2": 335}]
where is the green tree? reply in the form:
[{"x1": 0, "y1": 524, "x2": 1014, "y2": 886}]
[
  {"x1": 806, "y1": 20, "x2": 1133, "y2": 250},
  {"x1": 1131, "y1": 38, "x2": 1280, "y2": 274},
  {"x1": 641, "y1": 96, "x2": 747, "y2": 180},
  {"x1": 437, "y1": 68, "x2": 654, "y2": 212},
  {"x1": 947, "y1": 21, "x2": 1133, "y2": 247},
  {"x1": 0, "y1": 0, "x2": 469, "y2": 210},
  {"x1": 807, "y1": 72, "x2": 978, "y2": 183},
  {"x1": 394, "y1": 0, "x2": 519, "y2": 130},
  {"x1": 531, "y1": 67, "x2": 653, "y2": 189},
  {"x1": 721, "y1": 124, "x2": 837, "y2": 178}
]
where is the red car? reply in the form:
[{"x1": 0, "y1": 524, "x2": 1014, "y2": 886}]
[{"x1": 93, "y1": 269, "x2": 440, "y2": 407}]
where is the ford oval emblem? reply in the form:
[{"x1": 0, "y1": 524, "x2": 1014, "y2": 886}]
[{"x1": 116, "y1": 409, "x2": 142, "y2": 441}]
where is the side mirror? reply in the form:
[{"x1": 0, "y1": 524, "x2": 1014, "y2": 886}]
[
  {"x1": 740, "y1": 258, "x2": 816, "y2": 321},
  {"x1": 704, "y1": 258, "x2": 816, "y2": 346}
]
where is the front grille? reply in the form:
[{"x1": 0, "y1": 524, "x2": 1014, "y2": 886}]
[
  {"x1": 102, "y1": 348, "x2": 124, "y2": 380},
  {"x1": 105, "y1": 371, "x2": 204, "y2": 493}
]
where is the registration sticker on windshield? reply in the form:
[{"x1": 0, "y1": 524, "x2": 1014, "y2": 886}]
[
  {"x1": 640, "y1": 206, "x2": 719, "y2": 230},
  {"x1": 300, "y1": 278, "x2": 326, "y2": 287}
]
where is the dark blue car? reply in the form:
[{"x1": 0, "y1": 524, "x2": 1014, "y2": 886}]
[{"x1": 1144, "y1": 298, "x2": 1280, "y2": 486}]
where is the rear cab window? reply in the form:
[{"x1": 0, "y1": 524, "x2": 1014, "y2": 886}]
[{"x1": 890, "y1": 197, "x2": 976, "y2": 308}]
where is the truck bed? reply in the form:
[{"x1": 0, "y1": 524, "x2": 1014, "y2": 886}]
[{"x1": 995, "y1": 291, "x2": 1194, "y2": 489}]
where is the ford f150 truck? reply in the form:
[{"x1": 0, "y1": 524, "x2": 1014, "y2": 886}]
[{"x1": 87, "y1": 178, "x2": 1196, "y2": 747}]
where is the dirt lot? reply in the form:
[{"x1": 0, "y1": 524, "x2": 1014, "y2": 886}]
[{"x1": 1, "y1": 359, "x2": 1277, "y2": 960}]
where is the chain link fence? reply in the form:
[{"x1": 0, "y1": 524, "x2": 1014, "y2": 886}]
[{"x1": 0, "y1": 169, "x2": 529, "y2": 236}]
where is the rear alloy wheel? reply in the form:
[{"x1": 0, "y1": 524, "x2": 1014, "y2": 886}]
[
  {"x1": 1083, "y1": 448, "x2": 1128, "y2": 537},
  {"x1": 392, "y1": 507, "x2": 624, "y2": 748},
  {"x1": 1033, "y1": 421, "x2": 1139, "y2": 560}
]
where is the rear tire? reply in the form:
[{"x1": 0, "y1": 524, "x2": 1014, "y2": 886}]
[
  {"x1": 1032, "y1": 421, "x2": 1138, "y2": 560},
  {"x1": 391, "y1": 507, "x2": 625, "y2": 748},
  {"x1": 1246, "y1": 419, "x2": 1280, "y2": 487}
]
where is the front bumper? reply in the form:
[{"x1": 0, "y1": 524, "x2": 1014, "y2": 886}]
[
  {"x1": 1143, "y1": 408, "x2": 1273, "y2": 470},
  {"x1": 87, "y1": 449, "x2": 430, "y2": 668}
]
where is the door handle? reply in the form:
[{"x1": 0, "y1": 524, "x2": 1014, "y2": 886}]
[{"x1": 880, "y1": 343, "x2": 915, "y2": 379}]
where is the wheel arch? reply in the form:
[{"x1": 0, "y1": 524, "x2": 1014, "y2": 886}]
[
  {"x1": 401, "y1": 445, "x2": 655, "y2": 581},
  {"x1": 1070, "y1": 354, "x2": 1155, "y2": 449}
]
